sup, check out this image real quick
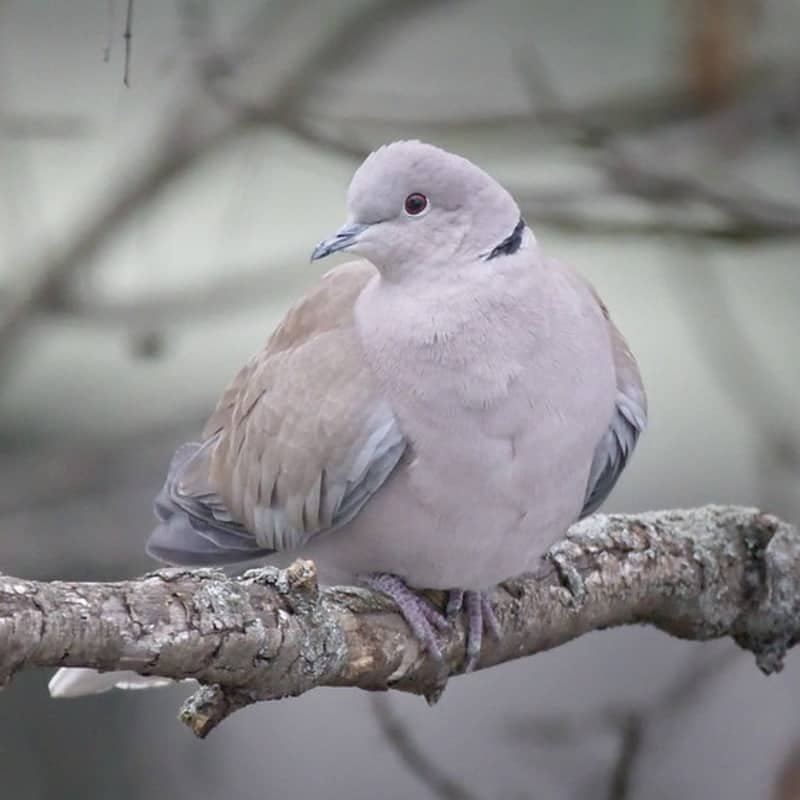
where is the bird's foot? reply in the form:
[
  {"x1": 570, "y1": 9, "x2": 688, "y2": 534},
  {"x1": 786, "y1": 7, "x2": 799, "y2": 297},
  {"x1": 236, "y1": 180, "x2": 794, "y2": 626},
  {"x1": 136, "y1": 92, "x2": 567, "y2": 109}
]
[
  {"x1": 546, "y1": 540, "x2": 587, "y2": 605},
  {"x1": 446, "y1": 589, "x2": 501, "y2": 672},
  {"x1": 363, "y1": 573, "x2": 450, "y2": 661}
]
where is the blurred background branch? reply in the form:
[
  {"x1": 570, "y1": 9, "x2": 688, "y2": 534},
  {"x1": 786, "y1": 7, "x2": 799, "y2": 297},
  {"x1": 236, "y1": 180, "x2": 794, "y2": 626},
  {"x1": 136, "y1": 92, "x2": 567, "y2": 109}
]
[
  {"x1": 509, "y1": 645, "x2": 741, "y2": 800},
  {"x1": 370, "y1": 694, "x2": 482, "y2": 800},
  {"x1": 0, "y1": 0, "x2": 445, "y2": 378}
]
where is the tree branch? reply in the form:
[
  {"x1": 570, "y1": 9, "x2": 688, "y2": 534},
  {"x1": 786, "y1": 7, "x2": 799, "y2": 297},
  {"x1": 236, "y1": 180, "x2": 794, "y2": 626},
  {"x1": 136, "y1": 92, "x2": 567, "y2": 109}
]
[{"x1": 1, "y1": 506, "x2": 798, "y2": 739}]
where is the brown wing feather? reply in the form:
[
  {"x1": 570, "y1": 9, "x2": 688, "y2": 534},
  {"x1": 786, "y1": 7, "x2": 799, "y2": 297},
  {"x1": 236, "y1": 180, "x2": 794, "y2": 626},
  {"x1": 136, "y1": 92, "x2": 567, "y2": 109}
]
[
  {"x1": 579, "y1": 279, "x2": 647, "y2": 516},
  {"x1": 200, "y1": 260, "x2": 405, "y2": 548}
]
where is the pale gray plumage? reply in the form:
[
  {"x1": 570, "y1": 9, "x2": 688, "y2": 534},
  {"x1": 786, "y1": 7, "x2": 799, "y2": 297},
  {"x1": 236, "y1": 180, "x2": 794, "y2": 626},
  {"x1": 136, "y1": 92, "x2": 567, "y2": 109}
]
[
  {"x1": 142, "y1": 139, "x2": 647, "y2": 668},
  {"x1": 148, "y1": 140, "x2": 647, "y2": 591},
  {"x1": 51, "y1": 141, "x2": 646, "y2": 697}
]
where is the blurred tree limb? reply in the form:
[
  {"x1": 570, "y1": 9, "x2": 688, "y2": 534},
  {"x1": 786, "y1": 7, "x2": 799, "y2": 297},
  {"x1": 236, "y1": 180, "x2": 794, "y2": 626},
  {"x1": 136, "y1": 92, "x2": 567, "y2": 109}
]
[
  {"x1": 0, "y1": 0, "x2": 443, "y2": 374},
  {"x1": 3, "y1": 4, "x2": 796, "y2": 349},
  {"x1": 508, "y1": 638, "x2": 740, "y2": 800},
  {"x1": 0, "y1": 505, "x2": 798, "y2": 738},
  {"x1": 371, "y1": 694, "x2": 481, "y2": 800}
]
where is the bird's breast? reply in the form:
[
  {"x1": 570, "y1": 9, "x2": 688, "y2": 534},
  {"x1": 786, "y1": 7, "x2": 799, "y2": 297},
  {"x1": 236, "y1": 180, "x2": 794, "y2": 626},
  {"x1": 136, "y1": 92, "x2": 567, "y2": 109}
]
[{"x1": 357, "y1": 271, "x2": 613, "y2": 486}]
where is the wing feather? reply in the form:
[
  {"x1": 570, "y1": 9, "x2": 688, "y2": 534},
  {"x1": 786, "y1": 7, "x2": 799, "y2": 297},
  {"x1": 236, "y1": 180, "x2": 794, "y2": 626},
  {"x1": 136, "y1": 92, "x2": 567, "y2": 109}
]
[
  {"x1": 580, "y1": 288, "x2": 647, "y2": 518},
  {"x1": 147, "y1": 260, "x2": 406, "y2": 565}
]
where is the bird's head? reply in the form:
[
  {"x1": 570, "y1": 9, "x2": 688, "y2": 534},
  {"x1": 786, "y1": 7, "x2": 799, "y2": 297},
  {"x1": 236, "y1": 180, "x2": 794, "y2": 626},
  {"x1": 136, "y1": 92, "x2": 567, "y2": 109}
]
[{"x1": 311, "y1": 140, "x2": 524, "y2": 281}]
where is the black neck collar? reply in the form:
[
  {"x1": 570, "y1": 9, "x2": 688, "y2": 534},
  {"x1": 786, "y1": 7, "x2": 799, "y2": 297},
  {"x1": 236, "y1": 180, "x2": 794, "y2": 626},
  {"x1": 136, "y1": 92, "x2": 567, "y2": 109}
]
[{"x1": 485, "y1": 217, "x2": 526, "y2": 261}]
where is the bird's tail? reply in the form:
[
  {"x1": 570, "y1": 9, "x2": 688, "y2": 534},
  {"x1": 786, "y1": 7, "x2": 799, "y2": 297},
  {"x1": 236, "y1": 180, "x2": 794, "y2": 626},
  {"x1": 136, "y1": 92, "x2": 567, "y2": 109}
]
[
  {"x1": 48, "y1": 667, "x2": 183, "y2": 698},
  {"x1": 147, "y1": 441, "x2": 272, "y2": 566}
]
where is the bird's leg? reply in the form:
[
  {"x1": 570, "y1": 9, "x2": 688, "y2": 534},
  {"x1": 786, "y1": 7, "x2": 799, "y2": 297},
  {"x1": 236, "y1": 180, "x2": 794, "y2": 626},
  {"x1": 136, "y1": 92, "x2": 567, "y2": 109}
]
[
  {"x1": 446, "y1": 589, "x2": 464, "y2": 619},
  {"x1": 546, "y1": 540, "x2": 587, "y2": 605},
  {"x1": 480, "y1": 593, "x2": 502, "y2": 641},
  {"x1": 446, "y1": 589, "x2": 501, "y2": 672},
  {"x1": 363, "y1": 573, "x2": 450, "y2": 661}
]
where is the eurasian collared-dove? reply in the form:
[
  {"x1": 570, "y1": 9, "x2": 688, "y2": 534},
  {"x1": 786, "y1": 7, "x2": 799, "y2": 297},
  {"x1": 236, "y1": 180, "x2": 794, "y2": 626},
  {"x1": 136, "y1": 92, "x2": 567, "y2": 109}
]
[{"x1": 50, "y1": 140, "x2": 646, "y2": 697}]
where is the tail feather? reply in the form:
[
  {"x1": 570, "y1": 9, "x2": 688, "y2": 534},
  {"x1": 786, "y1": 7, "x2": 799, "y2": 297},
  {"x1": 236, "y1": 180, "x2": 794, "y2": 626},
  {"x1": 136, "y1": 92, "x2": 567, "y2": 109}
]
[
  {"x1": 147, "y1": 441, "x2": 271, "y2": 566},
  {"x1": 49, "y1": 668, "x2": 183, "y2": 698},
  {"x1": 147, "y1": 515, "x2": 267, "y2": 566}
]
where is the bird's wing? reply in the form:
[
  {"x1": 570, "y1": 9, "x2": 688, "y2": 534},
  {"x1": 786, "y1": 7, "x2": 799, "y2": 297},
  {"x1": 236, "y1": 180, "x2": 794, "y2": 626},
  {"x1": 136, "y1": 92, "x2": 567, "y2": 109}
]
[
  {"x1": 147, "y1": 260, "x2": 407, "y2": 565},
  {"x1": 580, "y1": 286, "x2": 647, "y2": 518}
]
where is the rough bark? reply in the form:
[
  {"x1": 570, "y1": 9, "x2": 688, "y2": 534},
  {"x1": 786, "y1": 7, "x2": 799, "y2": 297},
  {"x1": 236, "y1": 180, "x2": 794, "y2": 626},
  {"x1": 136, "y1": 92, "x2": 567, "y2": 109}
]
[{"x1": 1, "y1": 505, "x2": 798, "y2": 738}]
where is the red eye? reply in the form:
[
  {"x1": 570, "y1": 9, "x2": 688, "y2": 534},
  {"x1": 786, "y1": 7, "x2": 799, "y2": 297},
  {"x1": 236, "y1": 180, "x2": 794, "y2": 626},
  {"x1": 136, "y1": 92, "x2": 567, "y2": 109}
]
[{"x1": 404, "y1": 193, "x2": 428, "y2": 216}]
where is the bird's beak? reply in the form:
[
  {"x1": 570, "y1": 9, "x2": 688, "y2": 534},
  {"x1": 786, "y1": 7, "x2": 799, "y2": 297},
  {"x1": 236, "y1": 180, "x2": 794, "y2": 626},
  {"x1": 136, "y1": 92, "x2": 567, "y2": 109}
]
[{"x1": 310, "y1": 222, "x2": 369, "y2": 261}]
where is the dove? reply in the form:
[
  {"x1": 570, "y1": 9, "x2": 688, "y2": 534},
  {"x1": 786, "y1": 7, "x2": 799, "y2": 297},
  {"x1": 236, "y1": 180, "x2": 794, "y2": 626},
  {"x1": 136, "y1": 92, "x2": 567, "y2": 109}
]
[{"x1": 50, "y1": 140, "x2": 646, "y2": 698}]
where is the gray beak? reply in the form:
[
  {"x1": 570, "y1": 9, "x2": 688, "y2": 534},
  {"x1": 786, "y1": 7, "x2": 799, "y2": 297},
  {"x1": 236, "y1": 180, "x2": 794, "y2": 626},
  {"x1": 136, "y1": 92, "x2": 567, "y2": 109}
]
[{"x1": 310, "y1": 222, "x2": 369, "y2": 261}]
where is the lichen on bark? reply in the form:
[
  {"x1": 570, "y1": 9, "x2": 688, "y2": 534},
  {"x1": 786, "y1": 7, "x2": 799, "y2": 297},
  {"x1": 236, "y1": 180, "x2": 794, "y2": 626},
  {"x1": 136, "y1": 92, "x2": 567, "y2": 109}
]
[{"x1": 1, "y1": 505, "x2": 798, "y2": 737}]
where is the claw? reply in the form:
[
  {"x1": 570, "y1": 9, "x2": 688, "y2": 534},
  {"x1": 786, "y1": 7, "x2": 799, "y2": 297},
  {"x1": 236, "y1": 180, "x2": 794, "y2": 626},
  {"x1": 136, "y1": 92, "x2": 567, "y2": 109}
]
[
  {"x1": 363, "y1": 573, "x2": 449, "y2": 661},
  {"x1": 446, "y1": 589, "x2": 464, "y2": 619},
  {"x1": 464, "y1": 591, "x2": 483, "y2": 671},
  {"x1": 480, "y1": 593, "x2": 502, "y2": 641},
  {"x1": 547, "y1": 541, "x2": 587, "y2": 605},
  {"x1": 363, "y1": 575, "x2": 502, "y2": 672},
  {"x1": 447, "y1": 589, "x2": 501, "y2": 672}
]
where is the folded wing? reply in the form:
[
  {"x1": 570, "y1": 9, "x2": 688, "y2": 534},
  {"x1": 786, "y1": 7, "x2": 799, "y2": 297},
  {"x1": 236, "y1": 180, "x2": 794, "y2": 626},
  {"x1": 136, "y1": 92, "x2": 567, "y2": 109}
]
[
  {"x1": 581, "y1": 288, "x2": 647, "y2": 517},
  {"x1": 147, "y1": 260, "x2": 406, "y2": 565}
]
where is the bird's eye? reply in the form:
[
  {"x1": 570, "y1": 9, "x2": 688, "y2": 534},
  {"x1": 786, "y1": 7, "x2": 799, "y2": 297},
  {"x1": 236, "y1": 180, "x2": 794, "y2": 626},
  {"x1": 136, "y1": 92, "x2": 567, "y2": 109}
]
[{"x1": 403, "y1": 193, "x2": 428, "y2": 216}]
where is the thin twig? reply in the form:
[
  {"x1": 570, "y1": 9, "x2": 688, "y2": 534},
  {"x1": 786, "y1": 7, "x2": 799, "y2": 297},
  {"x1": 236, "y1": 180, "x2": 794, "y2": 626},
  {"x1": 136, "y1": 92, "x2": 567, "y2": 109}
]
[
  {"x1": 371, "y1": 695, "x2": 482, "y2": 800},
  {"x1": 104, "y1": 0, "x2": 115, "y2": 62},
  {"x1": 510, "y1": 646, "x2": 741, "y2": 799},
  {"x1": 607, "y1": 715, "x2": 644, "y2": 800},
  {"x1": 510, "y1": 647, "x2": 740, "y2": 748},
  {"x1": 123, "y1": 0, "x2": 134, "y2": 87},
  {"x1": 603, "y1": 647, "x2": 740, "y2": 800}
]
